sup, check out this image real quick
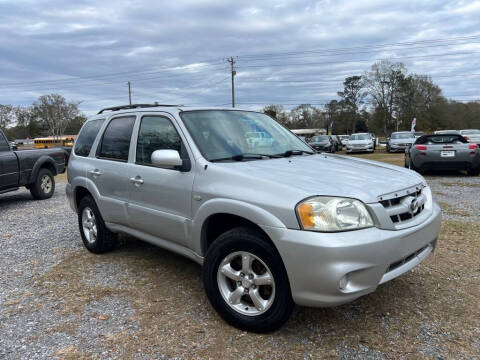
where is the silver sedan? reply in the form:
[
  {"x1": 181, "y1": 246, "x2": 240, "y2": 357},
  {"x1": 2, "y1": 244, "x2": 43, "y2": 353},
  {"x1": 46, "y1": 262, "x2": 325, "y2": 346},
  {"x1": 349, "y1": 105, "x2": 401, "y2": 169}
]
[{"x1": 405, "y1": 134, "x2": 480, "y2": 175}]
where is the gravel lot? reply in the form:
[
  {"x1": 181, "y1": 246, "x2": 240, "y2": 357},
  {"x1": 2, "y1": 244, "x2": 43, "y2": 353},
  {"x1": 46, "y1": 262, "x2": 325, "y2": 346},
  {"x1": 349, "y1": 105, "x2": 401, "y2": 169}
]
[{"x1": 1, "y1": 165, "x2": 479, "y2": 359}]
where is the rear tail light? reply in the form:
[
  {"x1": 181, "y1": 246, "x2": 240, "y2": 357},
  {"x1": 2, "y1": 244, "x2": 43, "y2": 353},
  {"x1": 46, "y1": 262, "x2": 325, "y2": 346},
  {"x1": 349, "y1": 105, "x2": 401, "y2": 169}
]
[
  {"x1": 415, "y1": 145, "x2": 427, "y2": 150},
  {"x1": 469, "y1": 144, "x2": 477, "y2": 149}
]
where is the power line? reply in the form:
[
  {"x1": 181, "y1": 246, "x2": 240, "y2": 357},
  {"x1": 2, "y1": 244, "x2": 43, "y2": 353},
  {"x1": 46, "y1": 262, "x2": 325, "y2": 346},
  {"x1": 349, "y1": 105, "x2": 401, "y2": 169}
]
[
  {"x1": 235, "y1": 34, "x2": 480, "y2": 59},
  {"x1": 0, "y1": 61, "x2": 226, "y2": 88},
  {"x1": 236, "y1": 50, "x2": 480, "y2": 69}
]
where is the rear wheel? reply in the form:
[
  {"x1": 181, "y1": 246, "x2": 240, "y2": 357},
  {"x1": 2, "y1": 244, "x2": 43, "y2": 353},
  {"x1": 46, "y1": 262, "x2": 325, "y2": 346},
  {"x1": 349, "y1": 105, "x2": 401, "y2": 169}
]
[
  {"x1": 78, "y1": 196, "x2": 118, "y2": 254},
  {"x1": 409, "y1": 159, "x2": 422, "y2": 173},
  {"x1": 203, "y1": 227, "x2": 294, "y2": 333},
  {"x1": 30, "y1": 168, "x2": 55, "y2": 200}
]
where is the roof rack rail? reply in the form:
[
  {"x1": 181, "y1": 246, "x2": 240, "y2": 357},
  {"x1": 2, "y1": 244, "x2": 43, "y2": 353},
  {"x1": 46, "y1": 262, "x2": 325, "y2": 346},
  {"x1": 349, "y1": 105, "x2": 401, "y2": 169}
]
[{"x1": 97, "y1": 103, "x2": 182, "y2": 114}]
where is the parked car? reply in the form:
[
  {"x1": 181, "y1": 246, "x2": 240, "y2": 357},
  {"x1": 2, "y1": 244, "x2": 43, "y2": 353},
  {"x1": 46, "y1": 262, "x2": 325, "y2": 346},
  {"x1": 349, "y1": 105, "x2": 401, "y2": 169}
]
[
  {"x1": 346, "y1": 133, "x2": 374, "y2": 153},
  {"x1": 338, "y1": 135, "x2": 349, "y2": 147},
  {"x1": 67, "y1": 104, "x2": 441, "y2": 332},
  {"x1": 9, "y1": 141, "x2": 18, "y2": 151},
  {"x1": 413, "y1": 131, "x2": 424, "y2": 139},
  {"x1": 331, "y1": 135, "x2": 343, "y2": 151},
  {"x1": 308, "y1": 135, "x2": 336, "y2": 152},
  {"x1": 405, "y1": 134, "x2": 480, "y2": 175},
  {"x1": 0, "y1": 129, "x2": 66, "y2": 199},
  {"x1": 387, "y1": 132, "x2": 416, "y2": 153},
  {"x1": 434, "y1": 130, "x2": 459, "y2": 135},
  {"x1": 369, "y1": 133, "x2": 377, "y2": 150},
  {"x1": 459, "y1": 129, "x2": 480, "y2": 146}
]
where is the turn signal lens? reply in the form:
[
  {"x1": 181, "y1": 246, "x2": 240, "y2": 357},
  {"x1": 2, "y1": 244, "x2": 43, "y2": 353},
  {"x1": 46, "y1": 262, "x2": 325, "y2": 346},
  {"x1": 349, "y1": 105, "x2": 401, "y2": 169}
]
[
  {"x1": 468, "y1": 144, "x2": 477, "y2": 149},
  {"x1": 297, "y1": 203, "x2": 315, "y2": 227},
  {"x1": 415, "y1": 145, "x2": 427, "y2": 150}
]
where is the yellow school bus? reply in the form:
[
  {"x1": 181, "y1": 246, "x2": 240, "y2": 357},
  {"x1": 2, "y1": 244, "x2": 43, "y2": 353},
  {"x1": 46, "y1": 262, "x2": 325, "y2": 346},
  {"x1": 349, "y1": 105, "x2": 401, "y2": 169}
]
[{"x1": 34, "y1": 136, "x2": 76, "y2": 149}]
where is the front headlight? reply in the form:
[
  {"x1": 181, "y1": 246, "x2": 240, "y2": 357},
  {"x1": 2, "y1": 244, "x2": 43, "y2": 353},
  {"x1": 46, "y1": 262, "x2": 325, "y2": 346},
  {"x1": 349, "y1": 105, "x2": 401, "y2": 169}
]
[{"x1": 296, "y1": 196, "x2": 374, "y2": 232}]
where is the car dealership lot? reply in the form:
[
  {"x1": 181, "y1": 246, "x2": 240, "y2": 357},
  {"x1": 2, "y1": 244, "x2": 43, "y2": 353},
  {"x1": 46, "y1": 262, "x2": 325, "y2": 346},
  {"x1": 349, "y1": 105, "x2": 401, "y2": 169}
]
[{"x1": 1, "y1": 155, "x2": 479, "y2": 359}]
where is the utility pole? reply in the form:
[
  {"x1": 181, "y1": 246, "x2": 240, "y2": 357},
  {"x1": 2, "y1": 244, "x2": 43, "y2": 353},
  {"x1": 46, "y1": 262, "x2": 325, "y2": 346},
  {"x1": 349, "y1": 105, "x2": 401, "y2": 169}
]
[
  {"x1": 127, "y1": 81, "x2": 132, "y2": 105},
  {"x1": 227, "y1": 57, "x2": 236, "y2": 107}
]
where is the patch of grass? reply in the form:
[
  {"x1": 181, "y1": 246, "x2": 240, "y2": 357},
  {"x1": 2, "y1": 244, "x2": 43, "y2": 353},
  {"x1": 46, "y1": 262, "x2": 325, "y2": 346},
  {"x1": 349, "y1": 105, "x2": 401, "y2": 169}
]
[
  {"x1": 55, "y1": 171, "x2": 67, "y2": 183},
  {"x1": 24, "y1": 222, "x2": 480, "y2": 359},
  {"x1": 339, "y1": 148, "x2": 405, "y2": 167}
]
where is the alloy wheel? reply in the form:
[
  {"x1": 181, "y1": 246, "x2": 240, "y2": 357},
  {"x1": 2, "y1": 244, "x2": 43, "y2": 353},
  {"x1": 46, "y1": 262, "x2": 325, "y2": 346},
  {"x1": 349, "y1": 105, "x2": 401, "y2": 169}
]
[{"x1": 217, "y1": 251, "x2": 275, "y2": 316}]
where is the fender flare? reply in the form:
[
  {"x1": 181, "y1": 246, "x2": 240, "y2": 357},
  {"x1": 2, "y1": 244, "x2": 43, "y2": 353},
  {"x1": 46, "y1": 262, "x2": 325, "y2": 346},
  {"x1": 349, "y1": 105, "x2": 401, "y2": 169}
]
[
  {"x1": 191, "y1": 198, "x2": 286, "y2": 255},
  {"x1": 71, "y1": 177, "x2": 102, "y2": 212},
  {"x1": 29, "y1": 156, "x2": 59, "y2": 183}
]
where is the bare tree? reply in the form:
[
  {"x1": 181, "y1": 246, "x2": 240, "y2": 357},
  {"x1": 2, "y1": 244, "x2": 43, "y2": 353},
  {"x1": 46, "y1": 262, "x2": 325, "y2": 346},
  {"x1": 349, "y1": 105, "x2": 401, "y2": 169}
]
[
  {"x1": 32, "y1": 94, "x2": 81, "y2": 138},
  {"x1": 364, "y1": 61, "x2": 406, "y2": 134},
  {"x1": 0, "y1": 104, "x2": 14, "y2": 131},
  {"x1": 337, "y1": 76, "x2": 365, "y2": 133}
]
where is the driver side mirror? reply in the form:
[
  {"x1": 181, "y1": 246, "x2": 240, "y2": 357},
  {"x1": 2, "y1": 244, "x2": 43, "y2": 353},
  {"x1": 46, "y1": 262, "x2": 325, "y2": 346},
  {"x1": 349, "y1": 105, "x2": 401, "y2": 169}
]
[{"x1": 151, "y1": 150, "x2": 183, "y2": 169}]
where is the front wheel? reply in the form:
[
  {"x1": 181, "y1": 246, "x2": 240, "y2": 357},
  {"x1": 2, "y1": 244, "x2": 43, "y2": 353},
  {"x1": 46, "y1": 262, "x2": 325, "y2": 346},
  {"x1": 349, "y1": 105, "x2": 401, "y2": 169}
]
[
  {"x1": 203, "y1": 227, "x2": 294, "y2": 333},
  {"x1": 30, "y1": 168, "x2": 55, "y2": 200}
]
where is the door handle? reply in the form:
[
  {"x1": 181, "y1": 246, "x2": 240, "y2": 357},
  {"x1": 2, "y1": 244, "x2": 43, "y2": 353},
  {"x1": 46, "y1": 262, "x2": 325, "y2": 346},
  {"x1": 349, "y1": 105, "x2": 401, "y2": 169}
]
[
  {"x1": 88, "y1": 169, "x2": 102, "y2": 177},
  {"x1": 130, "y1": 176, "x2": 144, "y2": 186}
]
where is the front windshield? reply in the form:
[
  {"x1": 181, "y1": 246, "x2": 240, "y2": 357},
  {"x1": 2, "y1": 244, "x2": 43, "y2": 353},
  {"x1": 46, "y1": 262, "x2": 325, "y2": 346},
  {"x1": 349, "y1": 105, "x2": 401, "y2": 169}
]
[
  {"x1": 310, "y1": 135, "x2": 329, "y2": 142},
  {"x1": 392, "y1": 133, "x2": 414, "y2": 139},
  {"x1": 349, "y1": 134, "x2": 369, "y2": 140},
  {"x1": 180, "y1": 110, "x2": 313, "y2": 161}
]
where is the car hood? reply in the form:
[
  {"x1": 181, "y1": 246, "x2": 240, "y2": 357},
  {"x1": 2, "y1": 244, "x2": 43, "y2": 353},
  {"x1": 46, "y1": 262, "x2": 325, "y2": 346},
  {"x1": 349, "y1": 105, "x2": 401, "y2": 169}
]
[{"x1": 214, "y1": 154, "x2": 425, "y2": 204}]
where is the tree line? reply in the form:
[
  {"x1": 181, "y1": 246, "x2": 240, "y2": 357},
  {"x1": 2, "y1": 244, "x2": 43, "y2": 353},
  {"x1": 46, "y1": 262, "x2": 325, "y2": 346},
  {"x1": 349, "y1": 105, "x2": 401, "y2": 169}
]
[
  {"x1": 1, "y1": 60, "x2": 478, "y2": 140},
  {"x1": 0, "y1": 94, "x2": 86, "y2": 140},
  {"x1": 263, "y1": 60, "x2": 480, "y2": 136}
]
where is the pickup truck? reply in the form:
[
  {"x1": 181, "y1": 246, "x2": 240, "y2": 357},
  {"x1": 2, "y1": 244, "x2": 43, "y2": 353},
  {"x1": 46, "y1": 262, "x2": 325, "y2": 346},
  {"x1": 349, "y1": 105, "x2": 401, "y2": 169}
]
[{"x1": 0, "y1": 129, "x2": 66, "y2": 199}]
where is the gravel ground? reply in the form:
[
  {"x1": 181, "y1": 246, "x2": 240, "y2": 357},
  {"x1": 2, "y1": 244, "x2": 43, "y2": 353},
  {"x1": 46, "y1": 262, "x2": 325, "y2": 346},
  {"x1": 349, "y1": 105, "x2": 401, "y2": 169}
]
[{"x1": 0, "y1": 171, "x2": 479, "y2": 360}]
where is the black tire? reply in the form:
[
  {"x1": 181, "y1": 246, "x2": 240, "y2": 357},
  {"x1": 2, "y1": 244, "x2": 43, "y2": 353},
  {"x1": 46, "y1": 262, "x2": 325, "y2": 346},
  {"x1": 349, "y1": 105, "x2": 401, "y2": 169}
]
[
  {"x1": 30, "y1": 168, "x2": 55, "y2": 200},
  {"x1": 467, "y1": 167, "x2": 480, "y2": 176},
  {"x1": 203, "y1": 227, "x2": 294, "y2": 333},
  {"x1": 77, "y1": 196, "x2": 118, "y2": 254}
]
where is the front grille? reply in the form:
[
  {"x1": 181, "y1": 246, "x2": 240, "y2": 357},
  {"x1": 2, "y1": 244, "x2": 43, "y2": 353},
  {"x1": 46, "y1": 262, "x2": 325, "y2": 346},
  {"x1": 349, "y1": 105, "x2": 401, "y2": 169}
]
[
  {"x1": 380, "y1": 188, "x2": 426, "y2": 225},
  {"x1": 387, "y1": 244, "x2": 430, "y2": 273}
]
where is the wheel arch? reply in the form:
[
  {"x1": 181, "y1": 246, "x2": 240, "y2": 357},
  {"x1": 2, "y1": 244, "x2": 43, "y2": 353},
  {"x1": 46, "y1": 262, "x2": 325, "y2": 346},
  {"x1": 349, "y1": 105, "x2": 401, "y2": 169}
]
[
  {"x1": 192, "y1": 198, "x2": 286, "y2": 257},
  {"x1": 29, "y1": 156, "x2": 58, "y2": 183}
]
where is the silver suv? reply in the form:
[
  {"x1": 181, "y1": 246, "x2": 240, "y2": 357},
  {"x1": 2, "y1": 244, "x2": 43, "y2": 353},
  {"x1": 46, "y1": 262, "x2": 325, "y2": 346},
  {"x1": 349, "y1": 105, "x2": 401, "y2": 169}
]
[{"x1": 67, "y1": 104, "x2": 441, "y2": 332}]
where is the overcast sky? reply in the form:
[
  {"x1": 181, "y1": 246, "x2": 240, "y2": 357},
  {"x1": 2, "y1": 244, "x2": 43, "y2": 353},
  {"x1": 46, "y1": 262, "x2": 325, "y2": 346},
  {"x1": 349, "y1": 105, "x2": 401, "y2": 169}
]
[{"x1": 0, "y1": 0, "x2": 479, "y2": 115}]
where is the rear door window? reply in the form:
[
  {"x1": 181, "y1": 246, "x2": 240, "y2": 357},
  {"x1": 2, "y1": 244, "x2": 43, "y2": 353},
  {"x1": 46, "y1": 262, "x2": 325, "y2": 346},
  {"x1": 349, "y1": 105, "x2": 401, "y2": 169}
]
[
  {"x1": 98, "y1": 116, "x2": 136, "y2": 161},
  {"x1": 74, "y1": 119, "x2": 104, "y2": 157}
]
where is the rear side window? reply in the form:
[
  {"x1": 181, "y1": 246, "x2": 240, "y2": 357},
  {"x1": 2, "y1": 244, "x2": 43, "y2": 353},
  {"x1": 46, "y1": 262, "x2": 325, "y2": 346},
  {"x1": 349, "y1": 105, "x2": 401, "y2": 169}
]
[
  {"x1": 74, "y1": 119, "x2": 104, "y2": 157},
  {"x1": 98, "y1": 116, "x2": 135, "y2": 161},
  {"x1": 136, "y1": 116, "x2": 182, "y2": 165}
]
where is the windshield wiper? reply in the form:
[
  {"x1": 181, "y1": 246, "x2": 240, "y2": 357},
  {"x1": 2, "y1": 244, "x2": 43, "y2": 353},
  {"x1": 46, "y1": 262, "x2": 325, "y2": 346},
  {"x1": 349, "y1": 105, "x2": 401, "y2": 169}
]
[
  {"x1": 278, "y1": 149, "x2": 315, "y2": 157},
  {"x1": 210, "y1": 153, "x2": 280, "y2": 162}
]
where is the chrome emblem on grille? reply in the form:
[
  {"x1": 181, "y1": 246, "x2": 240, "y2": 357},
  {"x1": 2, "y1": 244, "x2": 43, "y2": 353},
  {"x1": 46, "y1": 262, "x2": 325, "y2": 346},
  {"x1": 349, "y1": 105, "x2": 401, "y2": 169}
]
[{"x1": 409, "y1": 197, "x2": 419, "y2": 215}]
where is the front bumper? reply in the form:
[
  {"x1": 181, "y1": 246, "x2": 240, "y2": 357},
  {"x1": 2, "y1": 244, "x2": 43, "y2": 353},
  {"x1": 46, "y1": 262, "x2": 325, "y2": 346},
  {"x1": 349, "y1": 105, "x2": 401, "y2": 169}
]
[
  {"x1": 261, "y1": 203, "x2": 441, "y2": 307},
  {"x1": 347, "y1": 145, "x2": 374, "y2": 152},
  {"x1": 389, "y1": 144, "x2": 411, "y2": 152}
]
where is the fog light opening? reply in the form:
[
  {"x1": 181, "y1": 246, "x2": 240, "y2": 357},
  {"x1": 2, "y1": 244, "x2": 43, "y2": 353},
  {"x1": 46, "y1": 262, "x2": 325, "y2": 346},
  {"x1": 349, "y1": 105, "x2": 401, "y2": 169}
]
[{"x1": 339, "y1": 275, "x2": 349, "y2": 290}]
